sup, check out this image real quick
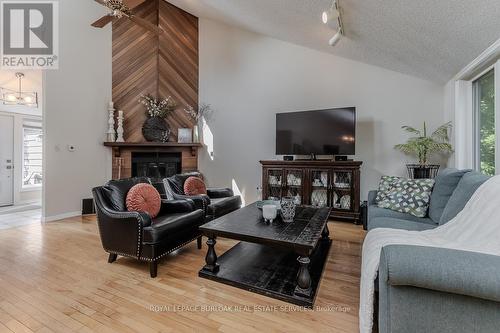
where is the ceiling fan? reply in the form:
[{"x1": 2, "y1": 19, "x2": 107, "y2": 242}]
[{"x1": 91, "y1": 0, "x2": 162, "y2": 35}]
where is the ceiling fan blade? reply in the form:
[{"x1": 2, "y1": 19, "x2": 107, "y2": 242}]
[
  {"x1": 123, "y1": 0, "x2": 147, "y2": 10},
  {"x1": 129, "y1": 16, "x2": 161, "y2": 35},
  {"x1": 94, "y1": 0, "x2": 108, "y2": 6},
  {"x1": 91, "y1": 15, "x2": 114, "y2": 28}
]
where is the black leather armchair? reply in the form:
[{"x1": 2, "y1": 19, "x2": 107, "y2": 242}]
[
  {"x1": 160, "y1": 172, "x2": 242, "y2": 221},
  {"x1": 92, "y1": 177, "x2": 205, "y2": 278}
]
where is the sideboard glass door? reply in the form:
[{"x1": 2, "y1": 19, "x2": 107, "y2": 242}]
[
  {"x1": 265, "y1": 168, "x2": 284, "y2": 200},
  {"x1": 283, "y1": 169, "x2": 304, "y2": 204},
  {"x1": 309, "y1": 169, "x2": 330, "y2": 207},
  {"x1": 331, "y1": 170, "x2": 353, "y2": 211}
]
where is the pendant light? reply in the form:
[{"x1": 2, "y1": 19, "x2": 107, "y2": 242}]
[{"x1": 1, "y1": 72, "x2": 38, "y2": 107}]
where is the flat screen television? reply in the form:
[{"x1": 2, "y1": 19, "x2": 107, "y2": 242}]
[{"x1": 276, "y1": 107, "x2": 356, "y2": 155}]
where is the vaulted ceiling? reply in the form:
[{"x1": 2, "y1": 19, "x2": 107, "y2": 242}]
[{"x1": 167, "y1": 0, "x2": 500, "y2": 83}]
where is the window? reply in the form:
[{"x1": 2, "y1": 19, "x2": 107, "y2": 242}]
[
  {"x1": 22, "y1": 122, "x2": 43, "y2": 188},
  {"x1": 473, "y1": 69, "x2": 495, "y2": 175}
]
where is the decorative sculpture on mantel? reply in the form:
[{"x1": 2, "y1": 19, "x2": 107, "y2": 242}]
[
  {"x1": 106, "y1": 101, "x2": 116, "y2": 142},
  {"x1": 116, "y1": 110, "x2": 125, "y2": 142}
]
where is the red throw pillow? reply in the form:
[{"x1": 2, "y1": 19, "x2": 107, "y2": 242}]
[
  {"x1": 126, "y1": 183, "x2": 161, "y2": 218},
  {"x1": 184, "y1": 176, "x2": 207, "y2": 196}
]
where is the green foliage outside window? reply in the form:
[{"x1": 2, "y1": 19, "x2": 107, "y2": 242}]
[{"x1": 476, "y1": 70, "x2": 495, "y2": 176}]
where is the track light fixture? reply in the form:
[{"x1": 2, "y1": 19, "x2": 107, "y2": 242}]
[
  {"x1": 329, "y1": 28, "x2": 342, "y2": 46},
  {"x1": 322, "y1": 2, "x2": 339, "y2": 24},
  {"x1": 322, "y1": 0, "x2": 344, "y2": 47}
]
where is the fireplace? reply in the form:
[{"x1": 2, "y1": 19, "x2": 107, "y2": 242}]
[
  {"x1": 104, "y1": 142, "x2": 201, "y2": 180},
  {"x1": 131, "y1": 152, "x2": 181, "y2": 182}
]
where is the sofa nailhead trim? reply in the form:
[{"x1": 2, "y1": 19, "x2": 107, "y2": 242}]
[
  {"x1": 105, "y1": 235, "x2": 201, "y2": 262},
  {"x1": 136, "y1": 216, "x2": 141, "y2": 257}
]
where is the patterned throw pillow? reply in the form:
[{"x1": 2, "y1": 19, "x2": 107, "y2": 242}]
[
  {"x1": 378, "y1": 178, "x2": 435, "y2": 217},
  {"x1": 375, "y1": 176, "x2": 402, "y2": 203},
  {"x1": 184, "y1": 176, "x2": 207, "y2": 196},
  {"x1": 126, "y1": 183, "x2": 162, "y2": 218}
]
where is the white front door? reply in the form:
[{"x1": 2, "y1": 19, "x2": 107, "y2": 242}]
[{"x1": 0, "y1": 115, "x2": 14, "y2": 206}]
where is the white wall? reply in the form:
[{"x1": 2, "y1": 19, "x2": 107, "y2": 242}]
[
  {"x1": 43, "y1": 0, "x2": 112, "y2": 220},
  {"x1": 198, "y1": 19, "x2": 446, "y2": 203}
]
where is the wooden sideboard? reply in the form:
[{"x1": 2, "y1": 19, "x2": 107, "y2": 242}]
[{"x1": 260, "y1": 160, "x2": 362, "y2": 223}]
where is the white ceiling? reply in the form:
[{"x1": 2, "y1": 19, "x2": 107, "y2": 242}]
[{"x1": 167, "y1": 0, "x2": 500, "y2": 83}]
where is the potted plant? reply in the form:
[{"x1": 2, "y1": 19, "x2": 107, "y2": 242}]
[
  {"x1": 394, "y1": 122, "x2": 453, "y2": 179},
  {"x1": 184, "y1": 103, "x2": 213, "y2": 143},
  {"x1": 139, "y1": 94, "x2": 177, "y2": 142}
]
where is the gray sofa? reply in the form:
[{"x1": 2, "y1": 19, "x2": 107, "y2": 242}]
[
  {"x1": 367, "y1": 169, "x2": 500, "y2": 333},
  {"x1": 367, "y1": 168, "x2": 489, "y2": 231},
  {"x1": 379, "y1": 245, "x2": 500, "y2": 333}
]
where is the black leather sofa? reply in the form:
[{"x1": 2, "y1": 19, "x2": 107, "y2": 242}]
[
  {"x1": 92, "y1": 177, "x2": 205, "y2": 278},
  {"x1": 160, "y1": 172, "x2": 242, "y2": 221}
]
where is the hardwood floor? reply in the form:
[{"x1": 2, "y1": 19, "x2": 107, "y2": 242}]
[
  {"x1": 0, "y1": 216, "x2": 366, "y2": 333},
  {"x1": 0, "y1": 208, "x2": 41, "y2": 230}
]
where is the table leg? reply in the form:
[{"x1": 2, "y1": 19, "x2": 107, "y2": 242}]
[
  {"x1": 294, "y1": 256, "x2": 312, "y2": 297},
  {"x1": 322, "y1": 224, "x2": 330, "y2": 241},
  {"x1": 202, "y1": 237, "x2": 220, "y2": 273}
]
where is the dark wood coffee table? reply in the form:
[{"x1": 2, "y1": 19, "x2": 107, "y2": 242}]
[{"x1": 198, "y1": 203, "x2": 332, "y2": 307}]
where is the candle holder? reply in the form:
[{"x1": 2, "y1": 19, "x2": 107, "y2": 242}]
[
  {"x1": 106, "y1": 102, "x2": 116, "y2": 142},
  {"x1": 262, "y1": 204, "x2": 278, "y2": 223}
]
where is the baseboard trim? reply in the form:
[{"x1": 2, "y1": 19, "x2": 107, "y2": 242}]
[
  {"x1": 42, "y1": 211, "x2": 81, "y2": 223},
  {"x1": 15, "y1": 200, "x2": 42, "y2": 206}
]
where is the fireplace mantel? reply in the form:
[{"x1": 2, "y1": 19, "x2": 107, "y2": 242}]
[
  {"x1": 103, "y1": 142, "x2": 203, "y2": 179},
  {"x1": 103, "y1": 142, "x2": 203, "y2": 157}
]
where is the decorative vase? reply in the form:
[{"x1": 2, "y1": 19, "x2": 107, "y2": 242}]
[
  {"x1": 280, "y1": 197, "x2": 296, "y2": 223},
  {"x1": 193, "y1": 124, "x2": 200, "y2": 143},
  {"x1": 142, "y1": 116, "x2": 170, "y2": 142}
]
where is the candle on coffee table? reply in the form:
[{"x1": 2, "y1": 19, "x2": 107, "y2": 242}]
[{"x1": 262, "y1": 205, "x2": 277, "y2": 223}]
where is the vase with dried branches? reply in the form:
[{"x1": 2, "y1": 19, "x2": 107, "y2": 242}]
[
  {"x1": 184, "y1": 103, "x2": 213, "y2": 143},
  {"x1": 139, "y1": 94, "x2": 177, "y2": 142}
]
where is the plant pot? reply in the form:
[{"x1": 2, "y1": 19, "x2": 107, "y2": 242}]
[
  {"x1": 413, "y1": 167, "x2": 431, "y2": 179},
  {"x1": 406, "y1": 164, "x2": 440, "y2": 179},
  {"x1": 142, "y1": 116, "x2": 170, "y2": 142}
]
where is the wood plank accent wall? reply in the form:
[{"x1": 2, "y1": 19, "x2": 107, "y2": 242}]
[
  {"x1": 112, "y1": 0, "x2": 198, "y2": 143},
  {"x1": 158, "y1": 1, "x2": 198, "y2": 139},
  {"x1": 112, "y1": 0, "x2": 159, "y2": 143},
  {"x1": 110, "y1": 1, "x2": 200, "y2": 179}
]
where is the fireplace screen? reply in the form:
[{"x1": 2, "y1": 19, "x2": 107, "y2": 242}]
[{"x1": 131, "y1": 152, "x2": 181, "y2": 182}]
